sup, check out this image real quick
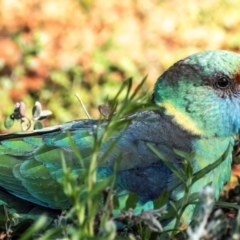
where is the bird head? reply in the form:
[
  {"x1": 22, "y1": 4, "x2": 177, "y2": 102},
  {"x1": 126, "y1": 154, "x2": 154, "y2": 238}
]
[{"x1": 153, "y1": 50, "x2": 240, "y2": 138}]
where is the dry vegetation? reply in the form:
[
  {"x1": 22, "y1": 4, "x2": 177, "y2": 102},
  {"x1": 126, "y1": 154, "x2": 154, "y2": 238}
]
[{"x1": 1, "y1": 0, "x2": 240, "y2": 129}]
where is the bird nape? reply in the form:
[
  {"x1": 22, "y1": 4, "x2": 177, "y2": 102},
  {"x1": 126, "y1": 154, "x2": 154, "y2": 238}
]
[{"x1": 1, "y1": 50, "x2": 240, "y2": 233}]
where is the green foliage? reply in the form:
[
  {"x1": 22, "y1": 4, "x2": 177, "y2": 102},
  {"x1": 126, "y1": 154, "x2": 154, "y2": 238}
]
[{"x1": 1, "y1": 78, "x2": 240, "y2": 239}]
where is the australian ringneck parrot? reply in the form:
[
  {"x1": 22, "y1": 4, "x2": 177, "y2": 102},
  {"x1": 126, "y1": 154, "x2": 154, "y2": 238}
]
[{"x1": 1, "y1": 50, "x2": 240, "y2": 230}]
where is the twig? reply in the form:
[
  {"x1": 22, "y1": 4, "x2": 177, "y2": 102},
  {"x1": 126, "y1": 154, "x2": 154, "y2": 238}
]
[{"x1": 75, "y1": 93, "x2": 91, "y2": 119}]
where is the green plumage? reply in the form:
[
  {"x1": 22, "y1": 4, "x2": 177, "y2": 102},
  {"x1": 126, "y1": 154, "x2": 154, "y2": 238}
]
[{"x1": 1, "y1": 50, "x2": 240, "y2": 230}]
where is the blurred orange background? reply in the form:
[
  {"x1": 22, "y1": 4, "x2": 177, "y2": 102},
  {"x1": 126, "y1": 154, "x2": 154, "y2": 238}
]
[{"x1": 1, "y1": 0, "x2": 240, "y2": 127}]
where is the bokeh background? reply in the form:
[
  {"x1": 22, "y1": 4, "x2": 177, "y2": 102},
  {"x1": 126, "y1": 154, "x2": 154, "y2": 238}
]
[{"x1": 1, "y1": 0, "x2": 240, "y2": 132}]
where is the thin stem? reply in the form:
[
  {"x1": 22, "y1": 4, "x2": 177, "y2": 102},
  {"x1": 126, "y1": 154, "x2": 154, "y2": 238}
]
[{"x1": 75, "y1": 93, "x2": 91, "y2": 119}]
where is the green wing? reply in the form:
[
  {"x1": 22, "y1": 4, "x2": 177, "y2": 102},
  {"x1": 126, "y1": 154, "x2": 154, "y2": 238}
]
[{"x1": 0, "y1": 120, "x2": 102, "y2": 209}]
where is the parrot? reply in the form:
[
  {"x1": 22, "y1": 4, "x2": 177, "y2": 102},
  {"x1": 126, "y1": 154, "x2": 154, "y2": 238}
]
[{"x1": 0, "y1": 50, "x2": 240, "y2": 231}]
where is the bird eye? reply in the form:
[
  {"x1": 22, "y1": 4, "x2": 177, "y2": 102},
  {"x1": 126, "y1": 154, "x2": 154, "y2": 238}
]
[{"x1": 216, "y1": 76, "x2": 230, "y2": 88}]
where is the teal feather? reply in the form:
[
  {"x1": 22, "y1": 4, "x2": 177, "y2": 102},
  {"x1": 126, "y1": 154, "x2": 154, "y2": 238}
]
[{"x1": 1, "y1": 50, "x2": 240, "y2": 229}]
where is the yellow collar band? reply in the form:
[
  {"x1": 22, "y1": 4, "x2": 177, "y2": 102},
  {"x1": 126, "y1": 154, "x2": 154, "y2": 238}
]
[{"x1": 160, "y1": 101, "x2": 202, "y2": 135}]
